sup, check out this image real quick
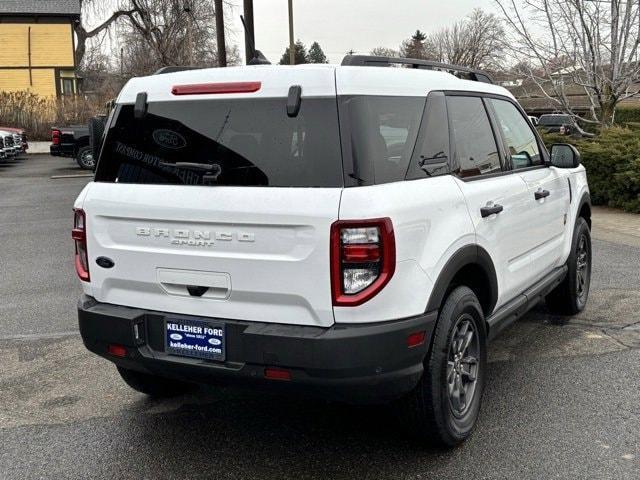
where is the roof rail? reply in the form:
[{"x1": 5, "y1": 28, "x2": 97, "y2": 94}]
[
  {"x1": 153, "y1": 66, "x2": 203, "y2": 75},
  {"x1": 341, "y1": 55, "x2": 494, "y2": 84}
]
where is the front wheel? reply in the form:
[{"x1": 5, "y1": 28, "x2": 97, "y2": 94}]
[
  {"x1": 76, "y1": 146, "x2": 95, "y2": 170},
  {"x1": 395, "y1": 286, "x2": 487, "y2": 447},
  {"x1": 546, "y1": 217, "x2": 591, "y2": 315}
]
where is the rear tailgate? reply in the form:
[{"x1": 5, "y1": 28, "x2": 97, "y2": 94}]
[
  {"x1": 81, "y1": 65, "x2": 342, "y2": 328},
  {"x1": 82, "y1": 184, "x2": 340, "y2": 327}
]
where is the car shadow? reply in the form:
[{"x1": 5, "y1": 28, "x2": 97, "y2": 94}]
[{"x1": 123, "y1": 388, "x2": 453, "y2": 477}]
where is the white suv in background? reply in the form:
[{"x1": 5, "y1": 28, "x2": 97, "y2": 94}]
[{"x1": 74, "y1": 55, "x2": 592, "y2": 446}]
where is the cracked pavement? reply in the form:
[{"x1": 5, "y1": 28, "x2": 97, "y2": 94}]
[{"x1": 0, "y1": 155, "x2": 638, "y2": 479}]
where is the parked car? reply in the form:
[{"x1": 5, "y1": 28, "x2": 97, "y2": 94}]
[
  {"x1": 74, "y1": 55, "x2": 592, "y2": 447},
  {"x1": 528, "y1": 115, "x2": 539, "y2": 126},
  {"x1": 0, "y1": 130, "x2": 17, "y2": 157},
  {"x1": 538, "y1": 113, "x2": 594, "y2": 138},
  {"x1": 0, "y1": 136, "x2": 5, "y2": 160},
  {"x1": 0, "y1": 126, "x2": 28, "y2": 151},
  {"x1": 50, "y1": 125, "x2": 94, "y2": 169}
]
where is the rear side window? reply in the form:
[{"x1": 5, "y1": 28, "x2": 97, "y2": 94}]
[
  {"x1": 95, "y1": 98, "x2": 343, "y2": 187},
  {"x1": 340, "y1": 96, "x2": 425, "y2": 185},
  {"x1": 447, "y1": 96, "x2": 501, "y2": 178},
  {"x1": 406, "y1": 92, "x2": 450, "y2": 180},
  {"x1": 489, "y1": 98, "x2": 542, "y2": 169}
]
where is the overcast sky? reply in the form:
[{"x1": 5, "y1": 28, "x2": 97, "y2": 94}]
[{"x1": 227, "y1": 0, "x2": 498, "y2": 64}]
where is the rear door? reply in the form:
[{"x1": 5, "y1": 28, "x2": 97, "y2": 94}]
[
  {"x1": 446, "y1": 94, "x2": 533, "y2": 308},
  {"x1": 83, "y1": 79, "x2": 343, "y2": 327}
]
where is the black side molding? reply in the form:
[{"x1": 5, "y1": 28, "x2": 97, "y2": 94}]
[{"x1": 486, "y1": 265, "x2": 567, "y2": 340}]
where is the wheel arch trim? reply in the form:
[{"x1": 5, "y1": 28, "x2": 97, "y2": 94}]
[{"x1": 425, "y1": 244, "x2": 498, "y2": 316}]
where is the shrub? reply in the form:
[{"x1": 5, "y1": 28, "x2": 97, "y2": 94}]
[
  {"x1": 614, "y1": 106, "x2": 640, "y2": 126},
  {"x1": 0, "y1": 91, "x2": 108, "y2": 140},
  {"x1": 540, "y1": 127, "x2": 640, "y2": 213}
]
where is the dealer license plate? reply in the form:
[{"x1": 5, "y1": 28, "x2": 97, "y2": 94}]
[{"x1": 165, "y1": 318, "x2": 225, "y2": 361}]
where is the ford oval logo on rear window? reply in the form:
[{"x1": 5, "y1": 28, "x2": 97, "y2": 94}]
[
  {"x1": 152, "y1": 129, "x2": 186, "y2": 150},
  {"x1": 208, "y1": 338, "x2": 222, "y2": 346},
  {"x1": 169, "y1": 333, "x2": 183, "y2": 341}
]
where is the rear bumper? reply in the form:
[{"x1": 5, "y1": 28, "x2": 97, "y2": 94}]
[
  {"x1": 49, "y1": 145, "x2": 63, "y2": 156},
  {"x1": 50, "y1": 144, "x2": 75, "y2": 157},
  {"x1": 78, "y1": 295, "x2": 437, "y2": 404}
]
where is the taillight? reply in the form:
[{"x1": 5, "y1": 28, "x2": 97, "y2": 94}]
[
  {"x1": 52, "y1": 129, "x2": 60, "y2": 145},
  {"x1": 72, "y1": 208, "x2": 90, "y2": 281},
  {"x1": 330, "y1": 218, "x2": 395, "y2": 306}
]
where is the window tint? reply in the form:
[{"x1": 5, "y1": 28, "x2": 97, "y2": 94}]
[
  {"x1": 341, "y1": 96, "x2": 425, "y2": 184},
  {"x1": 447, "y1": 96, "x2": 501, "y2": 178},
  {"x1": 490, "y1": 99, "x2": 542, "y2": 169},
  {"x1": 406, "y1": 93, "x2": 450, "y2": 179},
  {"x1": 95, "y1": 98, "x2": 343, "y2": 187}
]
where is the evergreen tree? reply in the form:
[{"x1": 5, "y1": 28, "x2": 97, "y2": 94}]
[
  {"x1": 307, "y1": 41, "x2": 328, "y2": 63},
  {"x1": 400, "y1": 29, "x2": 428, "y2": 59},
  {"x1": 279, "y1": 40, "x2": 308, "y2": 65}
]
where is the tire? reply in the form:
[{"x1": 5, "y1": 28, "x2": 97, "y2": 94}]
[
  {"x1": 546, "y1": 216, "x2": 592, "y2": 315},
  {"x1": 76, "y1": 146, "x2": 95, "y2": 170},
  {"x1": 117, "y1": 366, "x2": 195, "y2": 398},
  {"x1": 395, "y1": 286, "x2": 487, "y2": 447}
]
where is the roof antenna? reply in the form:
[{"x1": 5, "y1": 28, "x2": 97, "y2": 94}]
[{"x1": 240, "y1": 15, "x2": 271, "y2": 65}]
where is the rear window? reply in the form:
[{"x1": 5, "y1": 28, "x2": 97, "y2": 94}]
[
  {"x1": 538, "y1": 115, "x2": 571, "y2": 126},
  {"x1": 95, "y1": 98, "x2": 343, "y2": 187}
]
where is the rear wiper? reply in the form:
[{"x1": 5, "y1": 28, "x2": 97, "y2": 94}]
[{"x1": 158, "y1": 162, "x2": 216, "y2": 172}]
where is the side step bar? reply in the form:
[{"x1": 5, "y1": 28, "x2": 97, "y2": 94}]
[{"x1": 486, "y1": 266, "x2": 568, "y2": 340}]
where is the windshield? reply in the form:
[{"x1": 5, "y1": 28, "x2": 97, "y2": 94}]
[
  {"x1": 95, "y1": 98, "x2": 343, "y2": 187},
  {"x1": 538, "y1": 115, "x2": 571, "y2": 126}
]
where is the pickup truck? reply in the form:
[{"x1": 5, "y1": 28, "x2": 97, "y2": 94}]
[
  {"x1": 537, "y1": 114, "x2": 595, "y2": 138},
  {"x1": 0, "y1": 127, "x2": 28, "y2": 152},
  {"x1": 50, "y1": 125, "x2": 94, "y2": 169}
]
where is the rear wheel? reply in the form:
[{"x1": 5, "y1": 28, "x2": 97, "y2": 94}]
[
  {"x1": 396, "y1": 286, "x2": 487, "y2": 447},
  {"x1": 117, "y1": 366, "x2": 194, "y2": 397},
  {"x1": 76, "y1": 146, "x2": 95, "y2": 170},
  {"x1": 546, "y1": 217, "x2": 591, "y2": 315}
]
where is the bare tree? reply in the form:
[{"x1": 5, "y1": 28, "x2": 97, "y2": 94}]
[
  {"x1": 494, "y1": 0, "x2": 640, "y2": 126},
  {"x1": 425, "y1": 9, "x2": 505, "y2": 69},
  {"x1": 370, "y1": 47, "x2": 399, "y2": 58},
  {"x1": 75, "y1": 0, "x2": 141, "y2": 67},
  {"x1": 396, "y1": 11, "x2": 504, "y2": 68},
  {"x1": 118, "y1": 0, "x2": 239, "y2": 76}
]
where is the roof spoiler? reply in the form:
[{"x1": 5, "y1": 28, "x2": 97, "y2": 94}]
[
  {"x1": 153, "y1": 66, "x2": 203, "y2": 75},
  {"x1": 341, "y1": 55, "x2": 494, "y2": 84}
]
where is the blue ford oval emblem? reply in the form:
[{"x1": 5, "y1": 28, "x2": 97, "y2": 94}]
[
  {"x1": 208, "y1": 338, "x2": 222, "y2": 346},
  {"x1": 152, "y1": 129, "x2": 186, "y2": 150},
  {"x1": 169, "y1": 333, "x2": 183, "y2": 341}
]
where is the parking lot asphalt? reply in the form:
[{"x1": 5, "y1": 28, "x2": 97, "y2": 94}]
[{"x1": 0, "y1": 155, "x2": 638, "y2": 479}]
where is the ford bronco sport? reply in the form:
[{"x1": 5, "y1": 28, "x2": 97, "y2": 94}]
[{"x1": 75, "y1": 55, "x2": 592, "y2": 446}]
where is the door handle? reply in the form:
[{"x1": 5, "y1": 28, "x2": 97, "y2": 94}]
[
  {"x1": 480, "y1": 204, "x2": 503, "y2": 218},
  {"x1": 535, "y1": 189, "x2": 550, "y2": 200}
]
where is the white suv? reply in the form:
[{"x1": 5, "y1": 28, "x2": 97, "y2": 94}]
[{"x1": 75, "y1": 56, "x2": 592, "y2": 446}]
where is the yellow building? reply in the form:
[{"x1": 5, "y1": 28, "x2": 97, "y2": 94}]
[{"x1": 0, "y1": 0, "x2": 80, "y2": 97}]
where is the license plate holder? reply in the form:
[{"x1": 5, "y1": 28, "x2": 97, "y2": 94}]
[{"x1": 165, "y1": 318, "x2": 225, "y2": 361}]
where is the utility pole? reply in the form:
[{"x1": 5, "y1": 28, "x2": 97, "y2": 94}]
[
  {"x1": 243, "y1": 0, "x2": 255, "y2": 63},
  {"x1": 288, "y1": 0, "x2": 295, "y2": 65},
  {"x1": 214, "y1": 0, "x2": 227, "y2": 67},
  {"x1": 184, "y1": 2, "x2": 194, "y2": 65}
]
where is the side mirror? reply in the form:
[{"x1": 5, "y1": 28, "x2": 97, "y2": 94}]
[{"x1": 550, "y1": 143, "x2": 581, "y2": 168}]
